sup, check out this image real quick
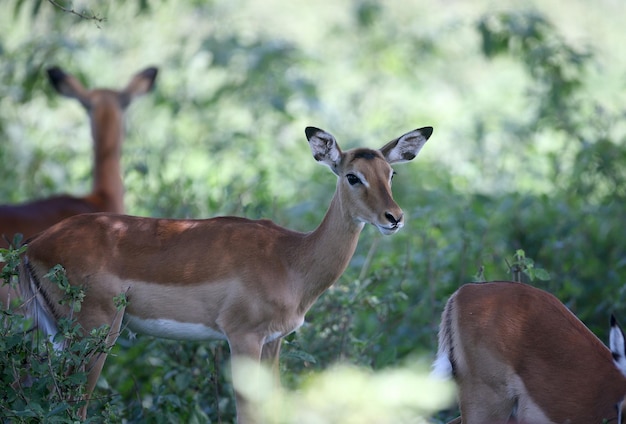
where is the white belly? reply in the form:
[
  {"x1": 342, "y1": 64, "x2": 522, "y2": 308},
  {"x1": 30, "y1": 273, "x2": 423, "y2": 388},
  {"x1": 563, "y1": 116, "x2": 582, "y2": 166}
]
[{"x1": 124, "y1": 314, "x2": 227, "y2": 341}]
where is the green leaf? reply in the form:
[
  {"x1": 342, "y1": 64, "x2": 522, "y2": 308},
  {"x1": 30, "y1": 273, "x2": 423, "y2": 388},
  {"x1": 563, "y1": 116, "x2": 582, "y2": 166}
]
[{"x1": 533, "y1": 268, "x2": 551, "y2": 281}]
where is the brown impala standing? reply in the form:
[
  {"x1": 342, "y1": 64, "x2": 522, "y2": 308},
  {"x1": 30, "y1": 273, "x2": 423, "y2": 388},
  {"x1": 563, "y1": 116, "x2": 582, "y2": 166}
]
[
  {"x1": 19, "y1": 125, "x2": 433, "y2": 422},
  {"x1": 0, "y1": 65, "x2": 158, "y2": 308},
  {"x1": 433, "y1": 281, "x2": 626, "y2": 424}
]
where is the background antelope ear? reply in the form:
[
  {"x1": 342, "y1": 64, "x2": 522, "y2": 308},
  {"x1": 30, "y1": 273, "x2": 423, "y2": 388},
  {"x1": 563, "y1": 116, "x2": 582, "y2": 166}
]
[
  {"x1": 46, "y1": 66, "x2": 89, "y2": 103},
  {"x1": 305, "y1": 127, "x2": 343, "y2": 175},
  {"x1": 121, "y1": 66, "x2": 159, "y2": 107},
  {"x1": 379, "y1": 126, "x2": 433, "y2": 164}
]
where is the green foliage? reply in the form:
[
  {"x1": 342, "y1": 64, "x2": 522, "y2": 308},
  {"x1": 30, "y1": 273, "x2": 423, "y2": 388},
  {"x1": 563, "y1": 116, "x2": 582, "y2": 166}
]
[
  {"x1": 235, "y1": 357, "x2": 455, "y2": 424},
  {"x1": 506, "y1": 249, "x2": 551, "y2": 283},
  {"x1": 2, "y1": 1, "x2": 626, "y2": 423},
  {"x1": 1, "y1": 234, "x2": 27, "y2": 282},
  {"x1": 46, "y1": 265, "x2": 85, "y2": 313},
  {"x1": 0, "y1": 247, "x2": 117, "y2": 423},
  {"x1": 478, "y1": 10, "x2": 591, "y2": 124}
]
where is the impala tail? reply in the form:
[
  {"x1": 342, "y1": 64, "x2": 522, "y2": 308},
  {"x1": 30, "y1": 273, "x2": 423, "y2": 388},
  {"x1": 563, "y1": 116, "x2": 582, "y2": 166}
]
[
  {"x1": 431, "y1": 292, "x2": 454, "y2": 380},
  {"x1": 18, "y1": 256, "x2": 62, "y2": 350}
]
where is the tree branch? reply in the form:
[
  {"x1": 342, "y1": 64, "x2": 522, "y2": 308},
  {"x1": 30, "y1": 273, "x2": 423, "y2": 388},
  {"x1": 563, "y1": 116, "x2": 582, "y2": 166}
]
[{"x1": 47, "y1": 0, "x2": 106, "y2": 25}]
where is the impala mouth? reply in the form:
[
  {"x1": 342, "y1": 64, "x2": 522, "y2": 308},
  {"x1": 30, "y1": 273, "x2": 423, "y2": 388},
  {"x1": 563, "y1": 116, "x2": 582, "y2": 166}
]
[{"x1": 377, "y1": 222, "x2": 403, "y2": 235}]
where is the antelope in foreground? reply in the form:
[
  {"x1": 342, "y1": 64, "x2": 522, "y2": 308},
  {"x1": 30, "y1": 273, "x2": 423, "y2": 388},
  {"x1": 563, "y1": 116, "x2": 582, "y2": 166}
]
[
  {"x1": 433, "y1": 281, "x2": 626, "y2": 424},
  {"x1": 0, "y1": 65, "x2": 158, "y2": 308},
  {"x1": 18, "y1": 125, "x2": 433, "y2": 422}
]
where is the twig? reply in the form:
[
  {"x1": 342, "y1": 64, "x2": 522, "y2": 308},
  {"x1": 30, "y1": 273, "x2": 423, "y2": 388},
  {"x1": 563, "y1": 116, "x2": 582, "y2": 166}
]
[
  {"x1": 47, "y1": 0, "x2": 106, "y2": 25},
  {"x1": 358, "y1": 236, "x2": 380, "y2": 282}
]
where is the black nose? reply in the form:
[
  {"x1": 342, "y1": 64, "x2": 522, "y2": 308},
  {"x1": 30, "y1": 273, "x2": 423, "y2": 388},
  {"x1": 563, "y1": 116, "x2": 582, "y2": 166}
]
[{"x1": 385, "y1": 212, "x2": 402, "y2": 226}]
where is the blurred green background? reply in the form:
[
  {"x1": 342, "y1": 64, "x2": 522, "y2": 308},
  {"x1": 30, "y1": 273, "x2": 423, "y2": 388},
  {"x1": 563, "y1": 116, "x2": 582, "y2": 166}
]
[{"x1": 2, "y1": 0, "x2": 626, "y2": 422}]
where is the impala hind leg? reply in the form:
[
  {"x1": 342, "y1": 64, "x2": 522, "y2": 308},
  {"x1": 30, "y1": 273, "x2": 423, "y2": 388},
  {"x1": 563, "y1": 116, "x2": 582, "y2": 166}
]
[
  {"x1": 77, "y1": 304, "x2": 126, "y2": 419},
  {"x1": 458, "y1": 382, "x2": 516, "y2": 424}
]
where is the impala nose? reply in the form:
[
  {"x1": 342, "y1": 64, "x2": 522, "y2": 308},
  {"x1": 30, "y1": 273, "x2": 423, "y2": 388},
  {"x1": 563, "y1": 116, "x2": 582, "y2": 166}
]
[{"x1": 385, "y1": 211, "x2": 403, "y2": 227}]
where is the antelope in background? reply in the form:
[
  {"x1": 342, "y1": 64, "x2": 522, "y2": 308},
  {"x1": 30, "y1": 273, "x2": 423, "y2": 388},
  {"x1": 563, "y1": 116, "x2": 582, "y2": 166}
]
[
  {"x1": 433, "y1": 281, "x2": 626, "y2": 424},
  {"x1": 18, "y1": 125, "x2": 433, "y2": 422},
  {"x1": 0, "y1": 65, "x2": 158, "y2": 308}
]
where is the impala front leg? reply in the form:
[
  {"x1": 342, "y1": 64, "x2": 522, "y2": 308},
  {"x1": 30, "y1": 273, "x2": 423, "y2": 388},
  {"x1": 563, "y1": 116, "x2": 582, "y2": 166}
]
[
  {"x1": 228, "y1": 333, "x2": 265, "y2": 424},
  {"x1": 261, "y1": 338, "x2": 282, "y2": 385}
]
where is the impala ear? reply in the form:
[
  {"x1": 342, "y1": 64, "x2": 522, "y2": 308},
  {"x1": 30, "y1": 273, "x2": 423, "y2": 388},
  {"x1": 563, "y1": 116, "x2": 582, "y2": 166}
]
[
  {"x1": 305, "y1": 127, "x2": 343, "y2": 175},
  {"x1": 121, "y1": 67, "x2": 159, "y2": 107},
  {"x1": 379, "y1": 126, "x2": 433, "y2": 164},
  {"x1": 47, "y1": 66, "x2": 89, "y2": 102},
  {"x1": 610, "y1": 314, "x2": 626, "y2": 377}
]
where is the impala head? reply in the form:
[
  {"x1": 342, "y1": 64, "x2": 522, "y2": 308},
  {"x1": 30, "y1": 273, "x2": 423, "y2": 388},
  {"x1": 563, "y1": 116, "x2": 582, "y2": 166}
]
[
  {"x1": 47, "y1": 66, "x2": 158, "y2": 117},
  {"x1": 44, "y1": 65, "x2": 158, "y2": 214},
  {"x1": 305, "y1": 126, "x2": 433, "y2": 235}
]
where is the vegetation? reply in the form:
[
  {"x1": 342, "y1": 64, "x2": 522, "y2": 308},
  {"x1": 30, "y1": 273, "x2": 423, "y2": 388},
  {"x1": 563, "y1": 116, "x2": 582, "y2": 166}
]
[{"x1": 2, "y1": 0, "x2": 626, "y2": 422}]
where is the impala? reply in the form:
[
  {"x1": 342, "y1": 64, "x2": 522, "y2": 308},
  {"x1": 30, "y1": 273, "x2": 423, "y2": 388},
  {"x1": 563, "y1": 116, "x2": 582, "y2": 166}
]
[
  {"x1": 433, "y1": 281, "x2": 626, "y2": 424},
  {"x1": 0, "y1": 65, "x2": 158, "y2": 308},
  {"x1": 18, "y1": 125, "x2": 433, "y2": 422}
]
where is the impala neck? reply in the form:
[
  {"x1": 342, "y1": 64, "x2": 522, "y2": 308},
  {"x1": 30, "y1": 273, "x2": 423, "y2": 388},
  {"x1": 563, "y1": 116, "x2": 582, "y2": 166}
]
[
  {"x1": 90, "y1": 105, "x2": 124, "y2": 214},
  {"x1": 297, "y1": 185, "x2": 365, "y2": 314}
]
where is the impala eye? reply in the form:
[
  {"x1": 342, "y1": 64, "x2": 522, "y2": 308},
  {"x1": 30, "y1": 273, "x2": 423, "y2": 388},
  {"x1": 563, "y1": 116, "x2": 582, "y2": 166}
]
[{"x1": 346, "y1": 173, "x2": 361, "y2": 186}]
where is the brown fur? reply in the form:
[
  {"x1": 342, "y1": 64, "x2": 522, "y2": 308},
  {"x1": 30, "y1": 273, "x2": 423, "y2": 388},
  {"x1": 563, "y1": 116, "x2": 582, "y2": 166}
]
[
  {"x1": 20, "y1": 126, "x2": 433, "y2": 422},
  {"x1": 437, "y1": 281, "x2": 626, "y2": 424},
  {"x1": 0, "y1": 66, "x2": 157, "y2": 308}
]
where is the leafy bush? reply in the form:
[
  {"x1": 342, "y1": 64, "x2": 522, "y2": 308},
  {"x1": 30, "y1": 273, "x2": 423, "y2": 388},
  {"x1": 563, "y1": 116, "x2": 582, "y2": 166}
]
[
  {"x1": 2, "y1": 1, "x2": 626, "y2": 423},
  {"x1": 0, "y1": 246, "x2": 119, "y2": 423}
]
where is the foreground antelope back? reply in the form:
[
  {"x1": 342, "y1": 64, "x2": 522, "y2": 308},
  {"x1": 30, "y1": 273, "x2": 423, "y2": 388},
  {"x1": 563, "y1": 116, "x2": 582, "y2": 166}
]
[
  {"x1": 433, "y1": 281, "x2": 626, "y2": 424},
  {"x1": 0, "y1": 65, "x2": 157, "y2": 308}
]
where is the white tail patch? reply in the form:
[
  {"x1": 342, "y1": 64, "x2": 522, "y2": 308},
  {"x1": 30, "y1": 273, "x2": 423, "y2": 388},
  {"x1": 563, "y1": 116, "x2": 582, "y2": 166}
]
[
  {"x1": 431, "y1": 351, "x2": 453, "y2": 380},
  {"x1": 20, "y1": 257, "x2": 62, "y2": 350},
  {"x1": 431, "y1": 293, "x2": 454, "y2": 381}
]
